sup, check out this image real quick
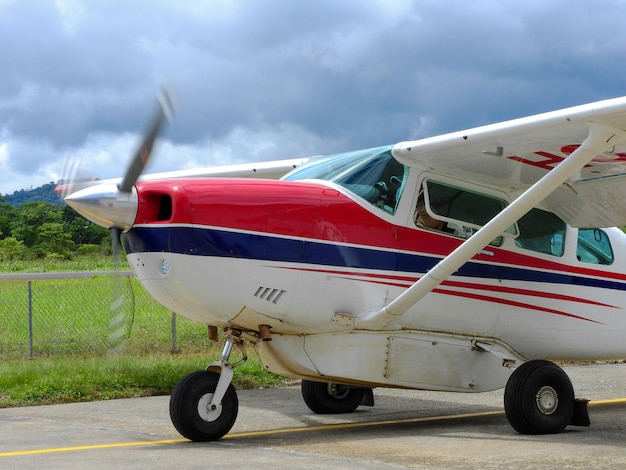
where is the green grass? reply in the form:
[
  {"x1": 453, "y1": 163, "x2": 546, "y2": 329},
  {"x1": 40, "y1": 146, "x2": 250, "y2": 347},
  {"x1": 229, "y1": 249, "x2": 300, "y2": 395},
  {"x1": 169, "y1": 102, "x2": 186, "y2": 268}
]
[
  {"x1": 0, "y1": 256, "x2": 123, "y2": 273},
  {"x1": 0, "y1": 352, "x2": 288, "y2": 408},
  {"x1": 0, "y1": 257, "x2": 289, "y2": 407},
  {"x1": 0, "y1": 275, "x2": 210, "y2": 358}
]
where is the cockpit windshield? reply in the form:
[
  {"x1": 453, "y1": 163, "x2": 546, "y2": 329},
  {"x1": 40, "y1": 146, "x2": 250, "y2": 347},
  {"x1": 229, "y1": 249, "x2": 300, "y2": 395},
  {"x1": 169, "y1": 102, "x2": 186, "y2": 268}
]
[{"x1": 282, "y1": 146, "x2": 408, "y2": 215}]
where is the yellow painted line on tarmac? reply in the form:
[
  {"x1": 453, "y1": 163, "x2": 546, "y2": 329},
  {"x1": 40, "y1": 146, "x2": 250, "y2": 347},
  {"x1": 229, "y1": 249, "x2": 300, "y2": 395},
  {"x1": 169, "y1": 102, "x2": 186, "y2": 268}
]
[
  {"x1": 2, "y1": 398, "x2": 625, "y2": 458},
  {"x1": 589, "y1": 398, "x2": 626, "y2": 406},
  {"x1": 0, "y1": 439, "x2": 187, "y2": 457},
  {"x1": 223, "y1": 409, "x2": 506, "y2": 439}
]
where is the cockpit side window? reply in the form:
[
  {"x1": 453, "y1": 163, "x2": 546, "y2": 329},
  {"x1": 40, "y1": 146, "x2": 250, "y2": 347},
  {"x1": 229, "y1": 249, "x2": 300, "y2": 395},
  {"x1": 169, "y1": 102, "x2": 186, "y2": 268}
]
[
  {"x1": 577, "y1": 228, "x2": 614, "y2": 265},
  {"x1": 283, "y1": 146, "x2": 408, "y2": 215},
  {"x1": 515, "y1": 208, "x2": 566, "y2": 257},
  {"x1": 339, "y1": 152, "x2": 405, "y2": 214}
]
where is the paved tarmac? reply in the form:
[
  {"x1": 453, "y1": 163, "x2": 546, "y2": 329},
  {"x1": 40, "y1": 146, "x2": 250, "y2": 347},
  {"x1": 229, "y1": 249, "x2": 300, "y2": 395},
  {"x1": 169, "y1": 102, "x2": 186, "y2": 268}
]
[{"x1": 1, "y1": 363, "x2": 626, "y2": 469}]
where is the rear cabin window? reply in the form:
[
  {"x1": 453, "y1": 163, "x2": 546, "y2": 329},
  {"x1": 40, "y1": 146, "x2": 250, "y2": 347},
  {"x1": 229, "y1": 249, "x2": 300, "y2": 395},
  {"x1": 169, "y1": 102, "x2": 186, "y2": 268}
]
[
  {"x1": 515, "y1": 208, "x2": 566, "y2": 257},
  {"x1": 425, "y1": 180, "x2": 509, "y2": 229},
  {"x1": 416, "y1": 180, "x2": 513, "y2": 243},
  {"x1": 577, "y1": 228, "x2": 614, "y2": 265}
]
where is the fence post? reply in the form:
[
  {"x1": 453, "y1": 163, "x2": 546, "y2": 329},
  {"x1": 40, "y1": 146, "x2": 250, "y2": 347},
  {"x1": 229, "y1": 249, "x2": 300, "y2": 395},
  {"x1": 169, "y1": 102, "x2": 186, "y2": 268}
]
[
  {"x1": 171, "y1": 311, "x2": 177, "y2": 352},
  {"x1": 28, "y1": 280, "x2": 33, "y2": 359}
]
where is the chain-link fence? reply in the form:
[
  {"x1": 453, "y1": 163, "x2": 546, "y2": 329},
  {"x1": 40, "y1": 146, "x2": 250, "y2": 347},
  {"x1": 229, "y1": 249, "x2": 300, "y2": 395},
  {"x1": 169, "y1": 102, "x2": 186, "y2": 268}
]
[{"x1": 0, "y1": 271, "x2": 211, "y2": 359}]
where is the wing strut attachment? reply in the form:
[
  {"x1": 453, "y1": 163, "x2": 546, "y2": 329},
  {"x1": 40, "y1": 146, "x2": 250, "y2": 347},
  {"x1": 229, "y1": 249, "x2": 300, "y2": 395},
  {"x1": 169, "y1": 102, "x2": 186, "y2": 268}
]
[{"x1": 355, "y1": 122, "x2": 626, "y2": 330}]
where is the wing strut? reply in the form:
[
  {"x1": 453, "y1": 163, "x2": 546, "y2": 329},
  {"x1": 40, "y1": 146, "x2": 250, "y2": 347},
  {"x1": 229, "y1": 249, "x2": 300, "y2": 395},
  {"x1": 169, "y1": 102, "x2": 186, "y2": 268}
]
[{"x1": 355, "y1": 122, "x2": 626, "y2": 330}]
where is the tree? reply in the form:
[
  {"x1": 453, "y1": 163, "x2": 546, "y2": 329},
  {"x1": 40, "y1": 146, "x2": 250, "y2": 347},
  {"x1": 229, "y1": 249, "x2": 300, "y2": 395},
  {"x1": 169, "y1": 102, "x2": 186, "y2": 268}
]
[
  {"x1": 10, "y1": 202, "x2": 62, "y2": 248},
  {"x1": 0, "y1": 203, "x2": 17, "y2": 238},
  {"x1": 0, "y1": 200, "x2": 110, "y2": 260},
  {"x1": 36, "y1": 222, "x2": 75, "y2": 258},
  {"x1": 62, "y1": 205, "x2": 109, "y2": 246},
  {"x1": 0, "y1": 237, "x2": 27, "y2": 261}
]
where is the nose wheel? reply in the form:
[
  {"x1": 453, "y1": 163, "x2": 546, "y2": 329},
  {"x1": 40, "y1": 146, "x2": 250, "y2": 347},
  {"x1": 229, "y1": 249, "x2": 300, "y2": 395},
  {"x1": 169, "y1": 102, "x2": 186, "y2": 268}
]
[
  {"x1": 169, "y1": 369, "x2": 238, "y2": 441},
  {"x1": 169, "y1": 328, "x2": 253, "y2": 441}
]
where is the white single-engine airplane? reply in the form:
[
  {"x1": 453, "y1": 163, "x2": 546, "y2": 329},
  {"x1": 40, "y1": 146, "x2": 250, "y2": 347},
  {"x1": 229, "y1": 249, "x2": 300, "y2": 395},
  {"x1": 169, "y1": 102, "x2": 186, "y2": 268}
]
[{"x1": 65, "y1": 92, "x2": 626, "y2": 441}]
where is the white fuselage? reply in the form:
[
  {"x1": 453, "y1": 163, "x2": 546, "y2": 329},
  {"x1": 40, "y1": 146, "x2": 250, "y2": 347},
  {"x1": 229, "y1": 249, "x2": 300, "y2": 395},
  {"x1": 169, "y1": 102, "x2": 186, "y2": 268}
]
[
  {"x1": 119, "y1": 153, "x2": 626, "y2": 394},
  {"x1": 125, "y1": 217, "x2": 626, "y2": 393}
]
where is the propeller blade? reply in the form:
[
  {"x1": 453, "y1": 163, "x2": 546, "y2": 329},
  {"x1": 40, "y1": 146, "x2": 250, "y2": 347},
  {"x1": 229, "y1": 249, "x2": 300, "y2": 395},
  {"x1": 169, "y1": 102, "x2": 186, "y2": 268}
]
[
  {"x1": 108, "y1": 225, "x2": 135, "y2": 354},
  {"x1": 118, "y1": 87, "x2": 176, "y2": 193},
  {"x1": 63, "y1": 86, "x2": 174, "y2": 354},
  {"x1": 111, "y1": 226, "x2": 122, "y2": 265}
]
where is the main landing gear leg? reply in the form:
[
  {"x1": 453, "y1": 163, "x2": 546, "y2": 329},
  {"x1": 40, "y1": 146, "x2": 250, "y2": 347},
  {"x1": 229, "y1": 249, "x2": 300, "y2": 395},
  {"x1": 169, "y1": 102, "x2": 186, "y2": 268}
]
[
  {"x1": 301, "y1": 380, "x2": 374, "y2": 414},
  {"x1": 169, "y1": 328, "x2": 254, "y2": 441},
  {"x1": 504, "y1": 359, "x2": 590, "y2": 434}
]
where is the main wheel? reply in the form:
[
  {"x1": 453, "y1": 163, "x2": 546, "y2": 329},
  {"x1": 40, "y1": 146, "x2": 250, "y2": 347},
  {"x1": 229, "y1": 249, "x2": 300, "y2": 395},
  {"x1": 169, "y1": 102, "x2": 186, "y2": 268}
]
[
  {"x1": 169, "y1": 370, "x2": 238, "y2": 441},
  {"x1": 504, "y1": 360, "x2": 574, "y2": 434},
  {"x1": 301, "y1": 380, "x2": 365, "y2": 414}
]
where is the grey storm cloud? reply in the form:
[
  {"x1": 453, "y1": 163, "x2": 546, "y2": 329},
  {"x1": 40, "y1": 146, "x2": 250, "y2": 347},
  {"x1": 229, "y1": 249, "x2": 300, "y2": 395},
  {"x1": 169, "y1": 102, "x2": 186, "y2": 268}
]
[{"x1": 1, "y1": 0, "x2": 626, "y2": 194}]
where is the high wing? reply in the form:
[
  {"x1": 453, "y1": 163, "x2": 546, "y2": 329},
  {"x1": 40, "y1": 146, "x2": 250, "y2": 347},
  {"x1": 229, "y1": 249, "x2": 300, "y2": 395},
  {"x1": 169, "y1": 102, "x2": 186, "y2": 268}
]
[
  {"x1": 356, "y1": 96, "x2": 626, "y2": 330},
  {"x1": 393, "y1": 96, "x2": 626, "y2": 228}
]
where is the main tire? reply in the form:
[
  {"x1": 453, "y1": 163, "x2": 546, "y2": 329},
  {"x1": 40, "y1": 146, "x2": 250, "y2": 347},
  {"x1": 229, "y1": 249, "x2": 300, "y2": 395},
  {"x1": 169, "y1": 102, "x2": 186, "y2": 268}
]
[
  {"x1": 301, "y1": 380, "x2": 365, "y2": 414},
  {"x1": 504, "y1": 360, "x2": 574, "y2": 434},
  {"x1": 169, "y1": 370, "x2": 238, "y2": 441}
]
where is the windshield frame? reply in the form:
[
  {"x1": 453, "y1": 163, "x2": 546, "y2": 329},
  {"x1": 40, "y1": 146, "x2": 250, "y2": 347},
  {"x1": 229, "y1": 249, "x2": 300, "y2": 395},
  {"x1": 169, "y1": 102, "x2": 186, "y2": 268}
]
[{"x1": 282, "y1": 146, "x2": 408, "y2": 215}]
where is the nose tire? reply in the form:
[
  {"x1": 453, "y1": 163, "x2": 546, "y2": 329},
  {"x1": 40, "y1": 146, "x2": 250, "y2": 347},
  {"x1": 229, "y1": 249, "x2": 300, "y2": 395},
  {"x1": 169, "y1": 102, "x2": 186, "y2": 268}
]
[{"x1": 170, "y1": 370, "x2": 238, "y2": 441}]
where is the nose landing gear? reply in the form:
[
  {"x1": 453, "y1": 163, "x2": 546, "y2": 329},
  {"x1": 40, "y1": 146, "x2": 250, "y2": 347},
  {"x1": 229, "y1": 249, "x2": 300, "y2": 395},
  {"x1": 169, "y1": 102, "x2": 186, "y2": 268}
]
[{"x1": 169, "y1": 328, "x2": 256, "y2": 441}]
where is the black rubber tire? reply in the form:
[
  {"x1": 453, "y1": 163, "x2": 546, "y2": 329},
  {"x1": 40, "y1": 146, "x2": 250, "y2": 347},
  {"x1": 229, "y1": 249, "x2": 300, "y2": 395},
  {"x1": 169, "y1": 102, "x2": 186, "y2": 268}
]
[
  {"x1": 169, "y1": 370, "x2": 238, "y2": 441},
  {"x1": 301, "y1": 380, "x2": 365, "y2": 414},
  {"x1": 504, "y1": 360, "x2": 574, "y2": 434}
]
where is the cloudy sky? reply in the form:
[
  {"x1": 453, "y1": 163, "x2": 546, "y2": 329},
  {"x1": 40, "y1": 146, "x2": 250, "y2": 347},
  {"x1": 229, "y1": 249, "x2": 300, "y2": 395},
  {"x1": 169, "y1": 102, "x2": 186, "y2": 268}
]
[{"x1": 1, "y1": 0, "x2": 626, "y2": 195}]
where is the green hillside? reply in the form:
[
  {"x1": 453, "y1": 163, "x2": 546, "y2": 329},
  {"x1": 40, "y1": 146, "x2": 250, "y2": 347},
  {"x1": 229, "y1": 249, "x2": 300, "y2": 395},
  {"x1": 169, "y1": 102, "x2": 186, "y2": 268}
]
[{"x1": 2, "y1": 182, "x2": 62, "y2": 207}]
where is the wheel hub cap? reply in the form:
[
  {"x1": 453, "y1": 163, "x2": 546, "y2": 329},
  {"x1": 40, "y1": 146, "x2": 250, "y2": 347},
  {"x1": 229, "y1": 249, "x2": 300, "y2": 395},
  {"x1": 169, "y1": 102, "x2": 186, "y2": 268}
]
[
  {"x1": 327, "y1": 383, "x2": 350, "y2": 400},
  {"x1": 197, "y1": 393, "x2": 222, "y2": 422},
  {"x1": 536, "y1": 386, "x2": 558, "y2": 415}
]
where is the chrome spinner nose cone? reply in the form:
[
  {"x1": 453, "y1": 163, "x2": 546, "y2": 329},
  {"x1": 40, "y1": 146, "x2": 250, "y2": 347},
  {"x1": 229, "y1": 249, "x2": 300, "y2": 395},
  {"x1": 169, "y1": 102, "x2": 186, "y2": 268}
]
[{"x1": 64, "y1": 183, "x2": 138, "y2": 231}]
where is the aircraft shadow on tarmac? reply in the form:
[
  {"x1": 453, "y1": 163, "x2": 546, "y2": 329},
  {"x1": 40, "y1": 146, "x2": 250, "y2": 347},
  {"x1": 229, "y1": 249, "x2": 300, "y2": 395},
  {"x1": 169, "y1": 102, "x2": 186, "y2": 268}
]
[{"x1": 227, "y1": 386, "x2": 625, "y2": 450}]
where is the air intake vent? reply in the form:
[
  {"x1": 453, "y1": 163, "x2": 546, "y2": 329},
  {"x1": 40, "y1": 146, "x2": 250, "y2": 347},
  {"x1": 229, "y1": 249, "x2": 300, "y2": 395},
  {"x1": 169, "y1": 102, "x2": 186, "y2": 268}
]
[
  {"x1": 254, "y1": 287, "x2": 286, "y2": 304},
  {"x1": 157, "y1": 194, "x2": 173, "y2": 221}
]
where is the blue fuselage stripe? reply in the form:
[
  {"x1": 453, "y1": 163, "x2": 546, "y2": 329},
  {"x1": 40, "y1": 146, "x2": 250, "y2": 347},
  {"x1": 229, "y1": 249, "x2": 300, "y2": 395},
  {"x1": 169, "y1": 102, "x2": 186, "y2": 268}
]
[{"x1": 123, "y1": 226, "x2": 626, "y2": 291}]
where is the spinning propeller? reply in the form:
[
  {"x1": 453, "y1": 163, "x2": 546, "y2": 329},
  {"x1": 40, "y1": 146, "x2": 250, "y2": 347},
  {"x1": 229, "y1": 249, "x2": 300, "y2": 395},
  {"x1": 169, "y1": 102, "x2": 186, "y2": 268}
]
[
  {"x1": 65, "y1": 87, "x2": 176, "y2": 231},
  {"x1": 109, "y1": 86, "x2": 176, "y2": 272},
  {"x1": 64, "y1": 87, "x2": 176, "y2": 352}
]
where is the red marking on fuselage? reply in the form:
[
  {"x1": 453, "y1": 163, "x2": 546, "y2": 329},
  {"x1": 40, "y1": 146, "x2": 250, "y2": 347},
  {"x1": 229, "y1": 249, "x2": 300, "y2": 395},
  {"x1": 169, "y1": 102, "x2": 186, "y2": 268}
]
[
  {"x1": 275, "y1": 266, "x2": 617, "y2": 309},
  {"x1": 435, "y1": 288, "x2": 603, "y2": 324},
  {"x1": 272, "y1": 266, "x2": 605, "y2": 324}
]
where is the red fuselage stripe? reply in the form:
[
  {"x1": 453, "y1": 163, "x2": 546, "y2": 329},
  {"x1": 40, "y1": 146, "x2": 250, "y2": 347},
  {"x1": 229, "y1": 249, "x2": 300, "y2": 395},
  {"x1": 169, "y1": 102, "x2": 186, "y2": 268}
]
[{"x1": 272, "y1": 265, "x2": 608, "y2": 324}]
